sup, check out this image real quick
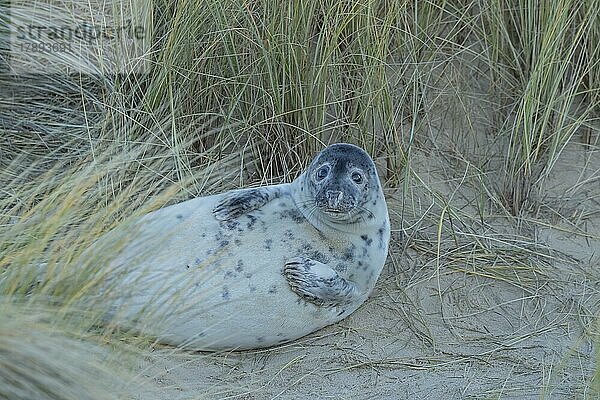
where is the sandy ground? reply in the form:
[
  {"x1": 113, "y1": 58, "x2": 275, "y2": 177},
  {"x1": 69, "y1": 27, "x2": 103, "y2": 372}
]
[{"x1": 131, "y1": 141, "x2": 600, "y2": 400}]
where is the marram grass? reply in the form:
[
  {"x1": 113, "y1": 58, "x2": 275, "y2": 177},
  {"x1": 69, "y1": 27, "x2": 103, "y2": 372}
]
[
  {"x1": 475, "y1": 0, "x2": 600, "y2": 214},
  {"x1": 0, "y1": 0, "x2": 599, "y2": 397},
  {"x1": 0, "y1": 301, "x2": 134, "y2": 400}
]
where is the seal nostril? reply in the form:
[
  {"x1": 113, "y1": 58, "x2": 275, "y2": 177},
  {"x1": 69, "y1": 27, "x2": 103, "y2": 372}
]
[
  {"x1": 326, "y1": 190, "x2": 343, "y2": 208},
  {"x1": 328, "y1": 191, "x2": 343, "y2": 200}
]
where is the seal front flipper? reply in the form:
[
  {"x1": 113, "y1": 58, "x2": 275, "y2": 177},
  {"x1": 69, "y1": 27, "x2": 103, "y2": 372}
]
[
  {"x1": 213, "y1": 185, "x2": 285, "y2": 221},
  {"x1": 283, "y1": 257, "x2": 359, "y2": 307}
]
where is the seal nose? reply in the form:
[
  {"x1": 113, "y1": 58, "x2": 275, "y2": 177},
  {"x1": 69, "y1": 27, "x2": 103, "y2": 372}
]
[{"x1": 326, "y1": 190, "x2": 343, "y2": 209}]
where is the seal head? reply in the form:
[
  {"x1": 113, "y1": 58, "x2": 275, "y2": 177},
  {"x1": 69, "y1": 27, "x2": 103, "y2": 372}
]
[{"x1": 295, "y1": 143, "x2": 383, "y2": 226}]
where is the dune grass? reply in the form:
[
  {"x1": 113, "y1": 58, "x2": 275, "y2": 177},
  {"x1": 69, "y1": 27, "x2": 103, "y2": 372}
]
[
  {"x1": 1, "y1": 0, "x2": 599, "y2": 397},
  {"x1": 0, "y1": 300, "x2": 137, "y2": 400}
]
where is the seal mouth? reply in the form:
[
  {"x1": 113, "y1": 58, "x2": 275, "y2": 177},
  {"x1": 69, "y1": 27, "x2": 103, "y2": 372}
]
[
  {"x1": 315, "y1": 189, "x2": 358, "y2": 219},
  {"x1": 320, "y1": 206, "x2": 356, "y2": 219}
]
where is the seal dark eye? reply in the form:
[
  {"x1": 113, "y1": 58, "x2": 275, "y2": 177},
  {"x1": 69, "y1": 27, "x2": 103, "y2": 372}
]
[
  {"x1": 316, "y1": 165, "x2": 330, "y2": 181},
  {"x1": 351, "y1": 172, "x2": 363, "y2": 184}
]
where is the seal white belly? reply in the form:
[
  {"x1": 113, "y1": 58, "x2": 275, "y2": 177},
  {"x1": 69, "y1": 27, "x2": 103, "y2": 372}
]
[{"x1": 107, "y1": 143, "x2": 390, "y2": 351}]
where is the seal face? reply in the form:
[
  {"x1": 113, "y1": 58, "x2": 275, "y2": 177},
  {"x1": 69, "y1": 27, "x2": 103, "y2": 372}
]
[
  {"x1": 301, "y1": 143, "x2": 380, "y2": 223},
  {"x1": 107, "y1": 143, "x2": 390, "y2": 351}
]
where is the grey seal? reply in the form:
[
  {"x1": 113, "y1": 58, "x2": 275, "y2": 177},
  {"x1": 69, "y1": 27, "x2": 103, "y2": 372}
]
[{"x1": 108, "y1": 143, "x2": 390, "y2": 350}]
